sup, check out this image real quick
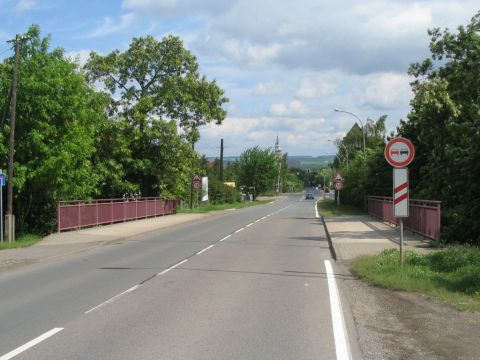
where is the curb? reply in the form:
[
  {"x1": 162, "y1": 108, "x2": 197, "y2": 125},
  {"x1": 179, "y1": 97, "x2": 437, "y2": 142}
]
[{"x1": 321, "y1": 215, "x2": 337, "y2": 261}]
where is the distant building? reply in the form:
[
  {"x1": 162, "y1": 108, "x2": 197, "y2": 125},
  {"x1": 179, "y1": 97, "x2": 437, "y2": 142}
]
[{"x1": 343, "y1": 123, "x2": 363, "y2": 150}]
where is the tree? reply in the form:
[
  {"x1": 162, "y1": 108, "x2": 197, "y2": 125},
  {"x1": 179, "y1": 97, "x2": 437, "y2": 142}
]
[
  {"x1": 0, "y1": 25, "x2": 102, "y2": 233},
  {"x1": 399, "y1": 11, "x2": 480, "y2": 244},
  {"x1": 237, "y1": 147, "x2": 277, "y2": 199},
  {"x1": 84, "y1": 35, "x2": 228, "y2": 146}
]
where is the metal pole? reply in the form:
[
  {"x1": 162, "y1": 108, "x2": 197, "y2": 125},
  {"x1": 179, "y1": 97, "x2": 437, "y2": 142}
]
[
  {"x1": 334, "y1": 108, "x2": 365, "y2": 152},
  {"x1": 400, "y1": 218, "x2": 404, "y2": 265},
  {"x1": 0, "y1": 177, "x2": 3, "y2": 242},
  {"x1": 6, "y1": 35, "x2": 21, "y2": 242}
]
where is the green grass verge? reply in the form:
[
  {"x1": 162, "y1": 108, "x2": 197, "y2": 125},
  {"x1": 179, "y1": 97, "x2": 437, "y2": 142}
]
[
  {"x1": 0, "y1": 234, "x2": 43, "y2": 250},
  {"x1": 351, "y1": 247, "x2": 480, "y2": 312},
  {"x1": 177, "y1": 200, "x2": 272, "y2": 214},
  {"x1": 317, "y1": 199, "x2": 366, "y2": 216}
]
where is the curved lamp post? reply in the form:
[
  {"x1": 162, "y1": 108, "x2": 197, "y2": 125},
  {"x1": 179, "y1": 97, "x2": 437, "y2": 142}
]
[
  {"x1": 334, "y1": 108, "x2": 366, "y2": 152},
  {"x1": 329, "y1": 139, "x2": 349, "y2": 171}
]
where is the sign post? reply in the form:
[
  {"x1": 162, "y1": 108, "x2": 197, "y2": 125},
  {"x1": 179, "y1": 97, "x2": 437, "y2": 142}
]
[
  {"x1": 385, "y1": 138, "x2": 414, "y2": 264},
  {"x1": 333, "y1": 171, "x2": 345, "y2": 206},
  {"x1": 0, "y1": 170, "x2": 4, "y2": 243}
]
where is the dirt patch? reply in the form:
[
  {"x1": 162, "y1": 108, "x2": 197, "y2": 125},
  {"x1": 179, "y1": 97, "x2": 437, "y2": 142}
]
[
  {"x1": 340, "y1": 264, "x2": 480, "y2": 360},
  {"x1": 0, "y1": 258, "x2": 38, "y2": 272}
]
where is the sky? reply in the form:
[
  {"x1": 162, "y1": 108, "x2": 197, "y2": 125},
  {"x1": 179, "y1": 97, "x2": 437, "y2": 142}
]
[{"x1": 0, "y1": 0, "x2": 478, "y2": 157}]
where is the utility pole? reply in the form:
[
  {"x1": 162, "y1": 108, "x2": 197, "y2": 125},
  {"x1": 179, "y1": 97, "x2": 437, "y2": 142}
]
[
  {"x1": 5, "y1": 34, "x2": 21, "y2": 242},
  {"x1": 219, "y1": 138, "x2": 224, "y2": 182}
]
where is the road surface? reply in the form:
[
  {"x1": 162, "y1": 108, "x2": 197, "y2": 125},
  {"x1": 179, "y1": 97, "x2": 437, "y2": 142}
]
[{"x1": 0, "y1": 194, "x2": 359, "y2": 359}]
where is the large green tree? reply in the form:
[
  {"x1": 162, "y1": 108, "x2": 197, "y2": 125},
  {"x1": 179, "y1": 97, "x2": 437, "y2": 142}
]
[
  {"x1": 399, "y1": 12, "x2": 480, "y2": 243},
  {"x1": 84, "y1": 35, "x2": 228, "y2": 144},
  {"x1": 84, "y1": 35, "x2": 228, "y2": 199},
  {"x1": 237, "y1": 147, "x2": 277, "y2": 199},
  {"x1": 0, "y1": 25, "x2": 102, "y2": 233}
]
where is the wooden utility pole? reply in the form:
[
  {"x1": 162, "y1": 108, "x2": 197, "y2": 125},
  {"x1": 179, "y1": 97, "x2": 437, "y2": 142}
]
[
  {"x1": 5, "y1": 35, "x2": 21, "y2": 242},
  {"x1": 219, "y1": 138, "x2": 224, "y2": 182}
]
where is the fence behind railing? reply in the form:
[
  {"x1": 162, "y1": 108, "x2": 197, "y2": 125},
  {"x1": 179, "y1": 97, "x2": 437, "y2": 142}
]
[
  {"x1": 367, "y1": 196, "x2": 441, "y2": 241},
  {"x1": 57, "y1": 197, "x2": 180, "y2": 232}
]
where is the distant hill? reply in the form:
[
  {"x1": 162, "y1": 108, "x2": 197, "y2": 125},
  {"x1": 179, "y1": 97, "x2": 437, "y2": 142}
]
[
  {"x1": 207, "y1": 155, "x2": 334, "y2": 170},
  {"x1": 286, "y1": 156, "x2": 334, "y2": 170}
]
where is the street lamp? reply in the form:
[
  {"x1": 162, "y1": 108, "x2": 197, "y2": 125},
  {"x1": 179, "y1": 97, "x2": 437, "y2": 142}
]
[
  {"x1": 328, "y1": 139, "x2": 349, "y2": 171},
  {"x1": 334, "y1": 108, "x2": 366, "y2": 152}
]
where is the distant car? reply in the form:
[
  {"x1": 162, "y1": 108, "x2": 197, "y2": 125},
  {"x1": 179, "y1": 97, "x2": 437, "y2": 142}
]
[{"x1": 306, "y1": 193, "x2": 314, "y2": 200}]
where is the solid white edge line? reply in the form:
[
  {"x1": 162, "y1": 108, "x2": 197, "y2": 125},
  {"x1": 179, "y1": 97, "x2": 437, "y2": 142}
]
[
  {"x1": 324, "y1": 260, "x2": 351, "y2": 360},
  {"x1": 85, "y1": 284, "x2": 141, "y2": 314},
  {"x1": 315, "y1": 201, "x2": 319, "y2": 218},
  {"x1": 0, "y1": 328, "x2": 64, "y2": 360},
  {"x1": 197, "y1": 244, "x2": 214, "y2": 255}
]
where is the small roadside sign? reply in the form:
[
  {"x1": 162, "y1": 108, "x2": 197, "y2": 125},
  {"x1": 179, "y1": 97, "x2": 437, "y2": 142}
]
[
  {"x1": 385, "y1": 137, "x2": 415, "y2": 167},
  {"x1": 334, "y1": 171, "x2": 344, "y2": 182},
  {"x1": 0, "y1": 173, "x2": 5, "y2": 187},
  {"x1": 393, "y1": 168, "x2": 409, "y2": 217},
  {"x1": 192, "y1": 175, "x2": 202, "y2": 190},
  {"x1": 334, "y1": 181, "x2": 344, "y2": 191}
]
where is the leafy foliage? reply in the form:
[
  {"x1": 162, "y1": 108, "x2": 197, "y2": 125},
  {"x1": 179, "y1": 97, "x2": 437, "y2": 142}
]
[
  {"x1": 399, "y1": 11, "x2": 480, "y2": 244},
  {"x1": 0, "y1": 25, "x2": 102, "y2": 233},
  {"x1": 237, "y1": 146, "x2": 277, "y2": 199}
]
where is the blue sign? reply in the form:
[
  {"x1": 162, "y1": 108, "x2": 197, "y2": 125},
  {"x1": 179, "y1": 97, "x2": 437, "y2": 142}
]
[{"x1": 0, "y1": 174, "x2": 5, "y2": 186}]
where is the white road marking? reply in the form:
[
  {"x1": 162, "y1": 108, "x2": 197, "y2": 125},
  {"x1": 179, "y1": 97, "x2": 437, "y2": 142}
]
[
  {"x1": 158, "y1": 259, "x2": 189, "y2": 276},
  {"x1": 219, "y1": 234, "x2": 231, "y2": 242},
  {"x1": 246, "y1": 222, "x2": 254, "y2": 227},
  {"x1": 0, "y1": 328, "x2": 64, "y2": 360},
  {"x1": 234, "y1": 228, "x2": 244, "y2": 234},
  {"x1": 196, "y1": 244, "x2": 214, "y2": 255},
  {"x1": 85, "y1": 285, "x2": 140, "y2": 314},
  {"x1": 324, "y1": 260, "x2": 352, "y2": 360},
  {"x1": 315, "y1": 201, "x2": 319, "y2": 218}
]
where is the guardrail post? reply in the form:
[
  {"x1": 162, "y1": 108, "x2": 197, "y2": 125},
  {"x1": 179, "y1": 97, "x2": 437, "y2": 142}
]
[
  {"x1": 78, "y1": 202, "x2": 81, "y2": 229},
  {"x1": 57, "y1": 202, "x2": 60, "y2": 232},
  {"x1": 96, "y1": 199, "x2": 99, "y2": 227},
  {"x1": 110, "y1": 199, "x2": 113, "y2": 224}
]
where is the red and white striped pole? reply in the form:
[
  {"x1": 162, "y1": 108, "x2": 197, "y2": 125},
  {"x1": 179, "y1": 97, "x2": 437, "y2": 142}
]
[{"x1": 393, "y1": 168, "x2": 409, "y2": 264}]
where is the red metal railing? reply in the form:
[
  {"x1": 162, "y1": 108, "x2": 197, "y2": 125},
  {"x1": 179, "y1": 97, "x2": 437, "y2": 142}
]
[
  {"x1": 57, "y1": 197, "x2": 180, "y2": 232},
  {"x1": 368, "y1": 196, "x2": 441, "y2": 241}
]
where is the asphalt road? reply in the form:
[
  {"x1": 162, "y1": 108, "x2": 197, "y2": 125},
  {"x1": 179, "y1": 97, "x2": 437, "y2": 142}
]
[{"x1": 0, "y1": 195, "x2": 359, "y2": 359}]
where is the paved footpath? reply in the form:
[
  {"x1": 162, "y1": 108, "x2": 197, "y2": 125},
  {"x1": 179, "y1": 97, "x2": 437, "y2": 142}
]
[
  {"x1": 323, "y1": 214, "x2": 434, "y2": 261},
  {"x1": 0, "y1": 213, "x2": 210, "y2": 271}
]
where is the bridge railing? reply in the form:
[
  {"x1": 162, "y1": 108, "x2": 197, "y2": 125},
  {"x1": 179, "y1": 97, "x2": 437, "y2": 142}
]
[
  {"x1": 367, "y1": 196, "x2": 441, "y2": 241},
  {"x1": 56, "y1": 197, "x2": 180, "y2": 232}
]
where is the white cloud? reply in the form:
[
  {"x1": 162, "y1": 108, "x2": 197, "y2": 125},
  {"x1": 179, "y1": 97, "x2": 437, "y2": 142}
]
[
  {"x1": 197, "y1": 115, "x2": 331, "y2": 156},
  {"x1": 14, "y1": 0, "x2": 35, "y2": 13},
  {"x1": 221, "y1": 39, "x2": 282, "y2": 68},
  {"x1": 297, "y1": 78, "x2": 336, "y2": 98},
  {"x1": 270, "y1": 100, "x2": 309, "y2": 117},
  {"x1": 252, "y1": 82, "x2": 282, "y2": 96},
  {"x1": 85, "y1": 13, "x2": 136, "y2": 38},
  {"x1": 122, "y1": 0, "x2": 232, "y2": 16},
  {"x1": 356, "y1": 72, "x2": 413, "y2": 110},
  {"x1": 65, "y1": 49, "x2": 92, "y2": 66}
]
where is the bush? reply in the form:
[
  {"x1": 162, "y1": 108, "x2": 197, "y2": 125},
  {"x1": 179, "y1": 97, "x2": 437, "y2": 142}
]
[
  {"x1": 424, "y1": 246, "x2": 480, "y2": 273},
  {"x1": 208, "y1": 177, "x2": 241, "y2": 204}
]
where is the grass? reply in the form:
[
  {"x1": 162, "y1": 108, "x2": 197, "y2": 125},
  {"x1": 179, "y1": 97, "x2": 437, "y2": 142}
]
[
  {"x1": 317, "y1": 199, "x2": 366, "y2": 216},
  {"x1": 177, "y1": 200, "x2": 272, "y2": 214},
  {"x1": 0, "y1": 233, "x2": 43, "y2": 250},
  {"x1": 351, "y1": 246, "x2": 480, "y2": 311}
]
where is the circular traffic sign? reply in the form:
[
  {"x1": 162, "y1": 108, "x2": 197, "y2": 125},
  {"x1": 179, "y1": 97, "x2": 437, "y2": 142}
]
[
  {"x1": 192, "y1": 175, "x2": 202, "y2": 190},
  {"x1": 385, "y1": 137, "x2": 415, "y2": 167},
  {"x1": 334, "y1": 181, "x2": 344, "y2": 191}
]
